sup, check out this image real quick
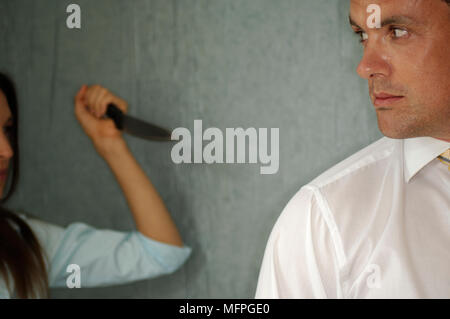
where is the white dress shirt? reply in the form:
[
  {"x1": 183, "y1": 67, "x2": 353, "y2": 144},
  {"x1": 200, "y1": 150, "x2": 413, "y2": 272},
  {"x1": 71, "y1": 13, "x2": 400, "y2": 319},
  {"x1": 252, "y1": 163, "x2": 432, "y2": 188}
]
[{"x1": 255, "y1": 136, "x2": 450, "y2": 298}]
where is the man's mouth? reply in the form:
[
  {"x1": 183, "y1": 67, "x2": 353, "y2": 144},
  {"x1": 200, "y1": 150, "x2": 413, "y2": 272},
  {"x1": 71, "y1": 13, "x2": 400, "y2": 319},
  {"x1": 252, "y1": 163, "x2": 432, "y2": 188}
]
[{"x1": 373, "y1": 92, "x2": 405, "y2": 108}]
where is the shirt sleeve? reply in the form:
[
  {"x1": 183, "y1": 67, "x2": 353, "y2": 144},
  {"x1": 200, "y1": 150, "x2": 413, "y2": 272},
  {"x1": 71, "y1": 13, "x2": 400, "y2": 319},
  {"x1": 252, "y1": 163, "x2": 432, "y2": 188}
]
[
  {"x1": 255, "y1": 186, "x2": 344, "y2": 298},
  {"x1": 23, "y1": 216, "x2": 192, "y2": 288}
]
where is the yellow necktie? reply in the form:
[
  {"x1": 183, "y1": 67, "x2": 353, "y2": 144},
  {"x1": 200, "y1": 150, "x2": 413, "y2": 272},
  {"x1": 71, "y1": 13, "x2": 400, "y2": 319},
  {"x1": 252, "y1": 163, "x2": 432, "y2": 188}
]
[{"x1": 437, "y1": 149, "x2": 450, "y2": 171}]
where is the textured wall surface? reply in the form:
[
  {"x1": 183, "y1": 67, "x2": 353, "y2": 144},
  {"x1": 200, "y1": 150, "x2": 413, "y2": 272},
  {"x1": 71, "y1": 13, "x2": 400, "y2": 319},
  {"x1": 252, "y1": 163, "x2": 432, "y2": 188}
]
[{"x1": 0, "y1": 0, "x2": 382, "y2": 298}]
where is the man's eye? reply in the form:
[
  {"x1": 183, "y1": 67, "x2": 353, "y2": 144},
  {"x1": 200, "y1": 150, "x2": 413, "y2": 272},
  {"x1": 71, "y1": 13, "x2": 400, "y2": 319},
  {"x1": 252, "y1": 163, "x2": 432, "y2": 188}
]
[
  {"x1": 392, "y1": 28, "x2": 408, "y2": 38},
  {"x1": 356, "y1": 31, "x2": 368, "y2": 43}
]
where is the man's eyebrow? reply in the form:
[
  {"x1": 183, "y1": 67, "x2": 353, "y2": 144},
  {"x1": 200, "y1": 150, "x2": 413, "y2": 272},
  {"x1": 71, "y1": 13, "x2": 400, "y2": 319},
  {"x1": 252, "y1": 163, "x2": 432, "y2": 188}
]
[
  {"x1": 380, "y1": 15, "x2": 417, "y2": 27},
  {"x1": 349, "y1": 15, "x2": 418, "y2": 30}
]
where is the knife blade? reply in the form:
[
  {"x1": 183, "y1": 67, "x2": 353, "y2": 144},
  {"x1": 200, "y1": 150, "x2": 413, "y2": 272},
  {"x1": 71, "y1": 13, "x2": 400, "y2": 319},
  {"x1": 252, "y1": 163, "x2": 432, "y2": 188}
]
[{"x1": 105, "y1": 103, "x2": 172, "y2": 142}]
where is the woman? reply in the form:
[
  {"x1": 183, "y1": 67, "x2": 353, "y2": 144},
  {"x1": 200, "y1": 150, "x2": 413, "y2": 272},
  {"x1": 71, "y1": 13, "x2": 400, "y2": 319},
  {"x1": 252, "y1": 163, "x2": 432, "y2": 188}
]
[{"x1": 0, "y1": 72, "x2": 191, "y2": 298}]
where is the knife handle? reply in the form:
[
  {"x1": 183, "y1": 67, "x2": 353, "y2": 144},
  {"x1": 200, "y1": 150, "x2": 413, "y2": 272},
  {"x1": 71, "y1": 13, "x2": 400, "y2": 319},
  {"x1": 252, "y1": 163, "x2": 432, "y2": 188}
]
[{"x1": 106, "y1": 104, "x2": 124, "y2": 130}]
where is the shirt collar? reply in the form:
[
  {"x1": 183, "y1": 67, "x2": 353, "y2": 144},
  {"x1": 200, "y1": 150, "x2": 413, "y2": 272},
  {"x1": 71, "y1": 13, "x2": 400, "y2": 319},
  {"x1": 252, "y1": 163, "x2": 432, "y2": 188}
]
[{"x1": 403, "y1": 137, "x2": 450, "y2": 183}]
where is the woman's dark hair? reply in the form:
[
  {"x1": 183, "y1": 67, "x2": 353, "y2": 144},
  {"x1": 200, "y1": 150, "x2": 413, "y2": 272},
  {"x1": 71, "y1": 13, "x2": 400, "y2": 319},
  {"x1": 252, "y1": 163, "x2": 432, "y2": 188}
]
[{"x1": 0, "y1": 72, "x2": 48, "y2": 298}]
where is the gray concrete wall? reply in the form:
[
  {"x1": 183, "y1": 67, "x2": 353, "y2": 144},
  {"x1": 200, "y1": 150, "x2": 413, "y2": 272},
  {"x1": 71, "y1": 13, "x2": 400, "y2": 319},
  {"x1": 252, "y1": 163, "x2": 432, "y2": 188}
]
[{"x1": 0, "y1": 0, "x2": 381, "y2": 298}]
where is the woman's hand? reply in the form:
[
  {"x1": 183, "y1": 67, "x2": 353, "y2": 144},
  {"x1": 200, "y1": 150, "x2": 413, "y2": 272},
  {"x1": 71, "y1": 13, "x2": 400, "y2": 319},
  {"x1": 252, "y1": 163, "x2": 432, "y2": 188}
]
[{"x1": 74, "y1": 84, "x2": 129, "y2": 159}]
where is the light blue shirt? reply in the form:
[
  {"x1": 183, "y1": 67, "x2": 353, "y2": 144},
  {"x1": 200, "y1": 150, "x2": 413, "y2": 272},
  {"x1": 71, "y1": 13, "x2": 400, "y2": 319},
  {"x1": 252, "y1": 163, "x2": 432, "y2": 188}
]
[{"x1": 0, "y1": 214, "x2": 191, "y2": 298}]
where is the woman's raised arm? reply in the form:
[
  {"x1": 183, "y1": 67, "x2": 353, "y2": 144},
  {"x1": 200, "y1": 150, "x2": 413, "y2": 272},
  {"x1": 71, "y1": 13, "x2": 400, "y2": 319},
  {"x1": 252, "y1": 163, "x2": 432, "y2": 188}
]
[{"x1": 74, "y1": 85, "x2": 183, "y2": 247}]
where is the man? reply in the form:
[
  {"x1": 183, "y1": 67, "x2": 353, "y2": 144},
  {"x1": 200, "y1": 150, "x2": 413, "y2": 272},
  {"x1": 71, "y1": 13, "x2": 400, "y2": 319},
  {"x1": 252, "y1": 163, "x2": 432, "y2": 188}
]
[{"x1": 255, "y1": 0, "x2": 450, "y2": 298}]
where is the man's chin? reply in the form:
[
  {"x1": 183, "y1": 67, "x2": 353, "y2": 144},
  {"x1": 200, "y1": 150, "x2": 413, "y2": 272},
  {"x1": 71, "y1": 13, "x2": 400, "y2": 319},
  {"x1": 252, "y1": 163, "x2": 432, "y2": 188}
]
[{"x1": 377, "y1": 118, "x2": 416, "y2": 140}]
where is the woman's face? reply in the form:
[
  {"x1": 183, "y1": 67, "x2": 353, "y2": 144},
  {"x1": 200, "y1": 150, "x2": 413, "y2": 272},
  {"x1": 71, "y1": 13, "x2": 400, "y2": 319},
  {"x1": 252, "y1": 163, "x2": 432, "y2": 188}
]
[{"x1": 0, "y1": 91, "x2": 14, "y2": 197}]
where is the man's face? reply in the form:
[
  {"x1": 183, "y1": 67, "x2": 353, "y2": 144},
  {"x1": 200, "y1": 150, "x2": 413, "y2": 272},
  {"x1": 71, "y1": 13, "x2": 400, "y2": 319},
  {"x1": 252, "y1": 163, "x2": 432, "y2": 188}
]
[{"x1": 350, "y1": 0, "x2": 450, "y2": 140}]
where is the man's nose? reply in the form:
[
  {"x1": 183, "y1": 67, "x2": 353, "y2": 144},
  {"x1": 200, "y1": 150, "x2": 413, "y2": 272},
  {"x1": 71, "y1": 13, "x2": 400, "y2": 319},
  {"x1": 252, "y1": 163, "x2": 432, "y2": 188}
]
[
  {"x1": 356, "y1": 43, "x2": 391, "y2": 80},
  {"x1": 0, "y1": 132, "x2": 14, "y2": 159}
]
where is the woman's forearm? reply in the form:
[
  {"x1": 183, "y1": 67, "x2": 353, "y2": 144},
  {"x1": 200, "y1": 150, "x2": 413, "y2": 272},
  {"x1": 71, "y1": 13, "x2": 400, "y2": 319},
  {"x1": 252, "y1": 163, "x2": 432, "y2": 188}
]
[
  {"x1": 102, "y1": 140, "x2": 184, "y2": 247},
  {"x1": 74, "y1": 85, "x2": 183, "y2": 247}
]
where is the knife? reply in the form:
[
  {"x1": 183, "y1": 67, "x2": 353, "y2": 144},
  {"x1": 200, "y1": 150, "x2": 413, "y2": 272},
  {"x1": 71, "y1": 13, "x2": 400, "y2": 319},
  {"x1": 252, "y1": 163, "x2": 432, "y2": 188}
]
[{"x1": 105, "y1": 103, "x2": 172, "y2": 142}]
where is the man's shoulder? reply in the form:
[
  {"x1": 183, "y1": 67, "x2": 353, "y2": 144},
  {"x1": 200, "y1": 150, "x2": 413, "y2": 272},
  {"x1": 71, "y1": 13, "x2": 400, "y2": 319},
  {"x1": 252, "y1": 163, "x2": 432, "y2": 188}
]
[
  {"x1": 277, "y1": 136, "x2": 399, "y2": 227},
  {"x1": 280, "y1": 137, "x2": 402, "y2": 227},
  {"x1": 274, "y1": 137, "x2": 403, "y2": 270},
  {"x1": 308, "y1": 136, "x2": 399, "y2": 189},
  {"x1": 277, "y1": 137, "x2": 399, "y2": 221}
]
